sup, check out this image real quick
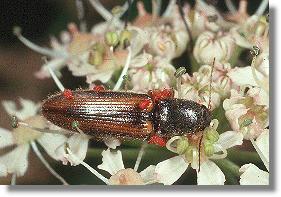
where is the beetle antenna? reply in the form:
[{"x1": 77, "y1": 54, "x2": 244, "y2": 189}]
[
  {"x1": 198, "y1": 132, "x2": 204, "y2": 172},
  {"x1": 208, "y1": 58, "x2": 215, "y2": 110},
  {"x1": 11, "y1": 116, "x2": 72, "y2": 135}
]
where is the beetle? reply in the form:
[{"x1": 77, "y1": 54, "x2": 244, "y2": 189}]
[{"x1": 41, "y1": 87, "x2": 212, "y2": 145}]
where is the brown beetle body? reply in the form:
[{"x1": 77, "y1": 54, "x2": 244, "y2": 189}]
[{"x1": 42, "y1": 90, "x2": 211, "y2": 140}]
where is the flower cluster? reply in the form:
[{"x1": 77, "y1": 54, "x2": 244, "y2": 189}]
[{"x1": 0, "y1": 0, "x2": 269, "y2": 185}]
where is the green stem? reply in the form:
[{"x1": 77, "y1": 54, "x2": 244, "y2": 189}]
[
  {"x1": 213, "y1": 159, "x2": 240, "y2": 177},
  {"x1": 212, "y1": 104, "x2": 231, "y2": 133},
  {"x1": 87, "y1": 147, "x2": 176, "y2": 163},
  {"x1": 229, "y1": 46, "x2": 243, "y2": 66},
  {"x1": 190, "y1": 54, "x2": 200, "y2": 72},
  {"x1": 227, "y1": 149, "x2": 262, "y2": 166}
]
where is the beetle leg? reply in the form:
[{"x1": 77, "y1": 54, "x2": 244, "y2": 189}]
[{"x1": 148, "y1": 88, "x2": 174, "y2": 102}]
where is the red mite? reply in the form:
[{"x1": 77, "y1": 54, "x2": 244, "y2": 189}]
[{"x1": 41, "y1": 88, "x2": 211, "y2": 145}]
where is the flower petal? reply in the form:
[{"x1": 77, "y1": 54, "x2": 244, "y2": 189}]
[
  {"x1": 216, "y1": 131, "x2": 244, "y2": 150},
  {"x1": 239, "y1": 163, "x2": 269, "y2": 185},
  {"x1": 0, "y1": 127, "x2": 14, "y2": 148},
  {"x1": 139, "y1": 165, "x2": 156, "y2": 184},
  {"x1": 197, "y1": 160, "x2": 225, "y2": 185},
  {"x1": 228, "y1": 66, "x2": 264, "y2": 87},
  {"x1": 255, "y1": 129, "x2": 269, "y2": 162},
  {"x1": 2, "y1": 98, "x2": 39, "y2": 120},
  {"x1": 103, "y1": 138, "x2": 121, "y2": 149},
  {"x1": 37, "y1": 133, "x2": 68, "y2": 160},
  {"x1": 109, "y1": 168, "x2": 144, "y2": 185},
  {"x1": 98, "y1": 149, "x2": 125, "y2": 175},
  {"x1": 0, "y1": 163, "x2": 7, "y2": 177},
  {"x1": 65, "y1": 134, "x2": 89, "y2": 165},
  {"x1": 0, "y1": 144, "x2": 30, "y2": 176},
  {"x1": 155, "y1": 156, "x2": 188, "y2": 185}
]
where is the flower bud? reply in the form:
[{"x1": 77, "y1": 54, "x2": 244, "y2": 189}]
[
  {"x1": 184, "y1": 146, "x2": 197, "y2": 162},
  {"x1": 193, "y1": 31, "x2": 235, "y2": 65},
  {"x1": 204, "y1": 141, "x2": 215, "y2": 157},
  {"x1": 176, "y1": 138, "x2": 189, "y2": 155},
  {"x1": 105, "y1": 31, "x2": 119, "y2": 47},
  {"x1": 120, "y1": 30, "x2": 132, "y2": 48},
  {"x1": 205, "y1": 129, "x2": 219, "y2": 143},
  {"x1": 111, "y1": 6, "x2": 124, "y2": 16},
  {"x1": 91, "y1": 42, "x2": 105, "y2": 54},
  {"x1": 145, "y1": 63, "x2": 154, "y2": 72},
  {"x1": 88, "y1": 51, "x2": 103, "y2": 66}
]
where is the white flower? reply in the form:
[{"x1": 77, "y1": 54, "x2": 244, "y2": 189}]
[
  {"x1": 147, "y1": 26, "x2": 189, "y2": 61},
  {"x1": 98, "y1": 149, "x2": 150, "y2": 185},
  {"x1": 97, "y1": 149, "x2": 187, "y2": 185},
  {"x1": 212, "y1": 62, "x2": 238, "y2": 98},
  {"x1": 85, "y1": 49, "x2": 128, "y2": 84},
  {"x1": 193, "y1": 31, "x2": 236, "y2": 65},
  {"x1": 228, "y1": 55, "x2": 269, "y2": 95},
  {"x1": 239, "y1": 163, "x2": 269, "y2": 185},
  {"x1": 129, "y1": 53, "x2": 176, "y2": 93},
  {"x1": 165, "y1": 120, "x2": 243, "y2": 185},
  {"x1": 223, "y1": 88, "x2": 268, "y2": 139},
  {"x1": 239, "y1": 129, "x2": 269, "y2": 185},
  {"x1": 192, "y1": 0, "x2": 227, "y2": 37},
  {"x1": 230, "y1": 15, "x2": 269, "y2": 50},
  {"x1": 180, "y1": 65, "x2": 221, "y2": 110},
  {"x1": 0, "y1": 99, "x2": 88, "y2": 178}
]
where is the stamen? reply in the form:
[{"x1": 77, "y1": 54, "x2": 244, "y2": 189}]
[
  {"x1": 163, "y1": 0, "x2": 176, "y2": 17},
  {"x1": 225, "y1": 0, "x2": 236, "y2": 14},
  {"x1": 113, "y1": 46, "x2": 132, "y2": 91},
  {"x1": 255, "y1": 0, "x2": 269, "y2": 16},
  {"x1": 250, "y1": 46, "x2": 269, "y2": 94},
  {"x1": 174, "y1": 67, "x2": 186, "y2": 99},
  {"x1": 65, "y1": 146, "x2": 109, "y2": 184},
  {"x1": 152, "y1": 0, "x2": 161, "y2": 20},
  {"x1": 71, "y1": 121, "x2": 86, "y2": 136},
  {"x1": 88, "y1": 0, "x2": 123, "y2": 26},
  {"x1": 30, "y1": 141, "x2": 69, "y2": 185},
  {"x1": 11, "y1": 173, "x2": 16, "y2": 185},
  {"x1": 46, "y1": 62, "x2": 65, "y2": 91},
  {"x1": 238, "y1": 0, "x2": 248, "y2": 14},
  {"x1": 13, "y1": 27, "x2": 65, "y2": 58},
  {"x1": 134, "y1": 142, "x2": 148, "y2": 172},
  {"x1": 75, "y1": 0, "x2": 87, "y2": 32}
]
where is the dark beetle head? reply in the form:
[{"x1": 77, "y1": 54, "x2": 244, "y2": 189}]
[{"x1": 156, "y1": 99, "x2": 212, "y2": 137}]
